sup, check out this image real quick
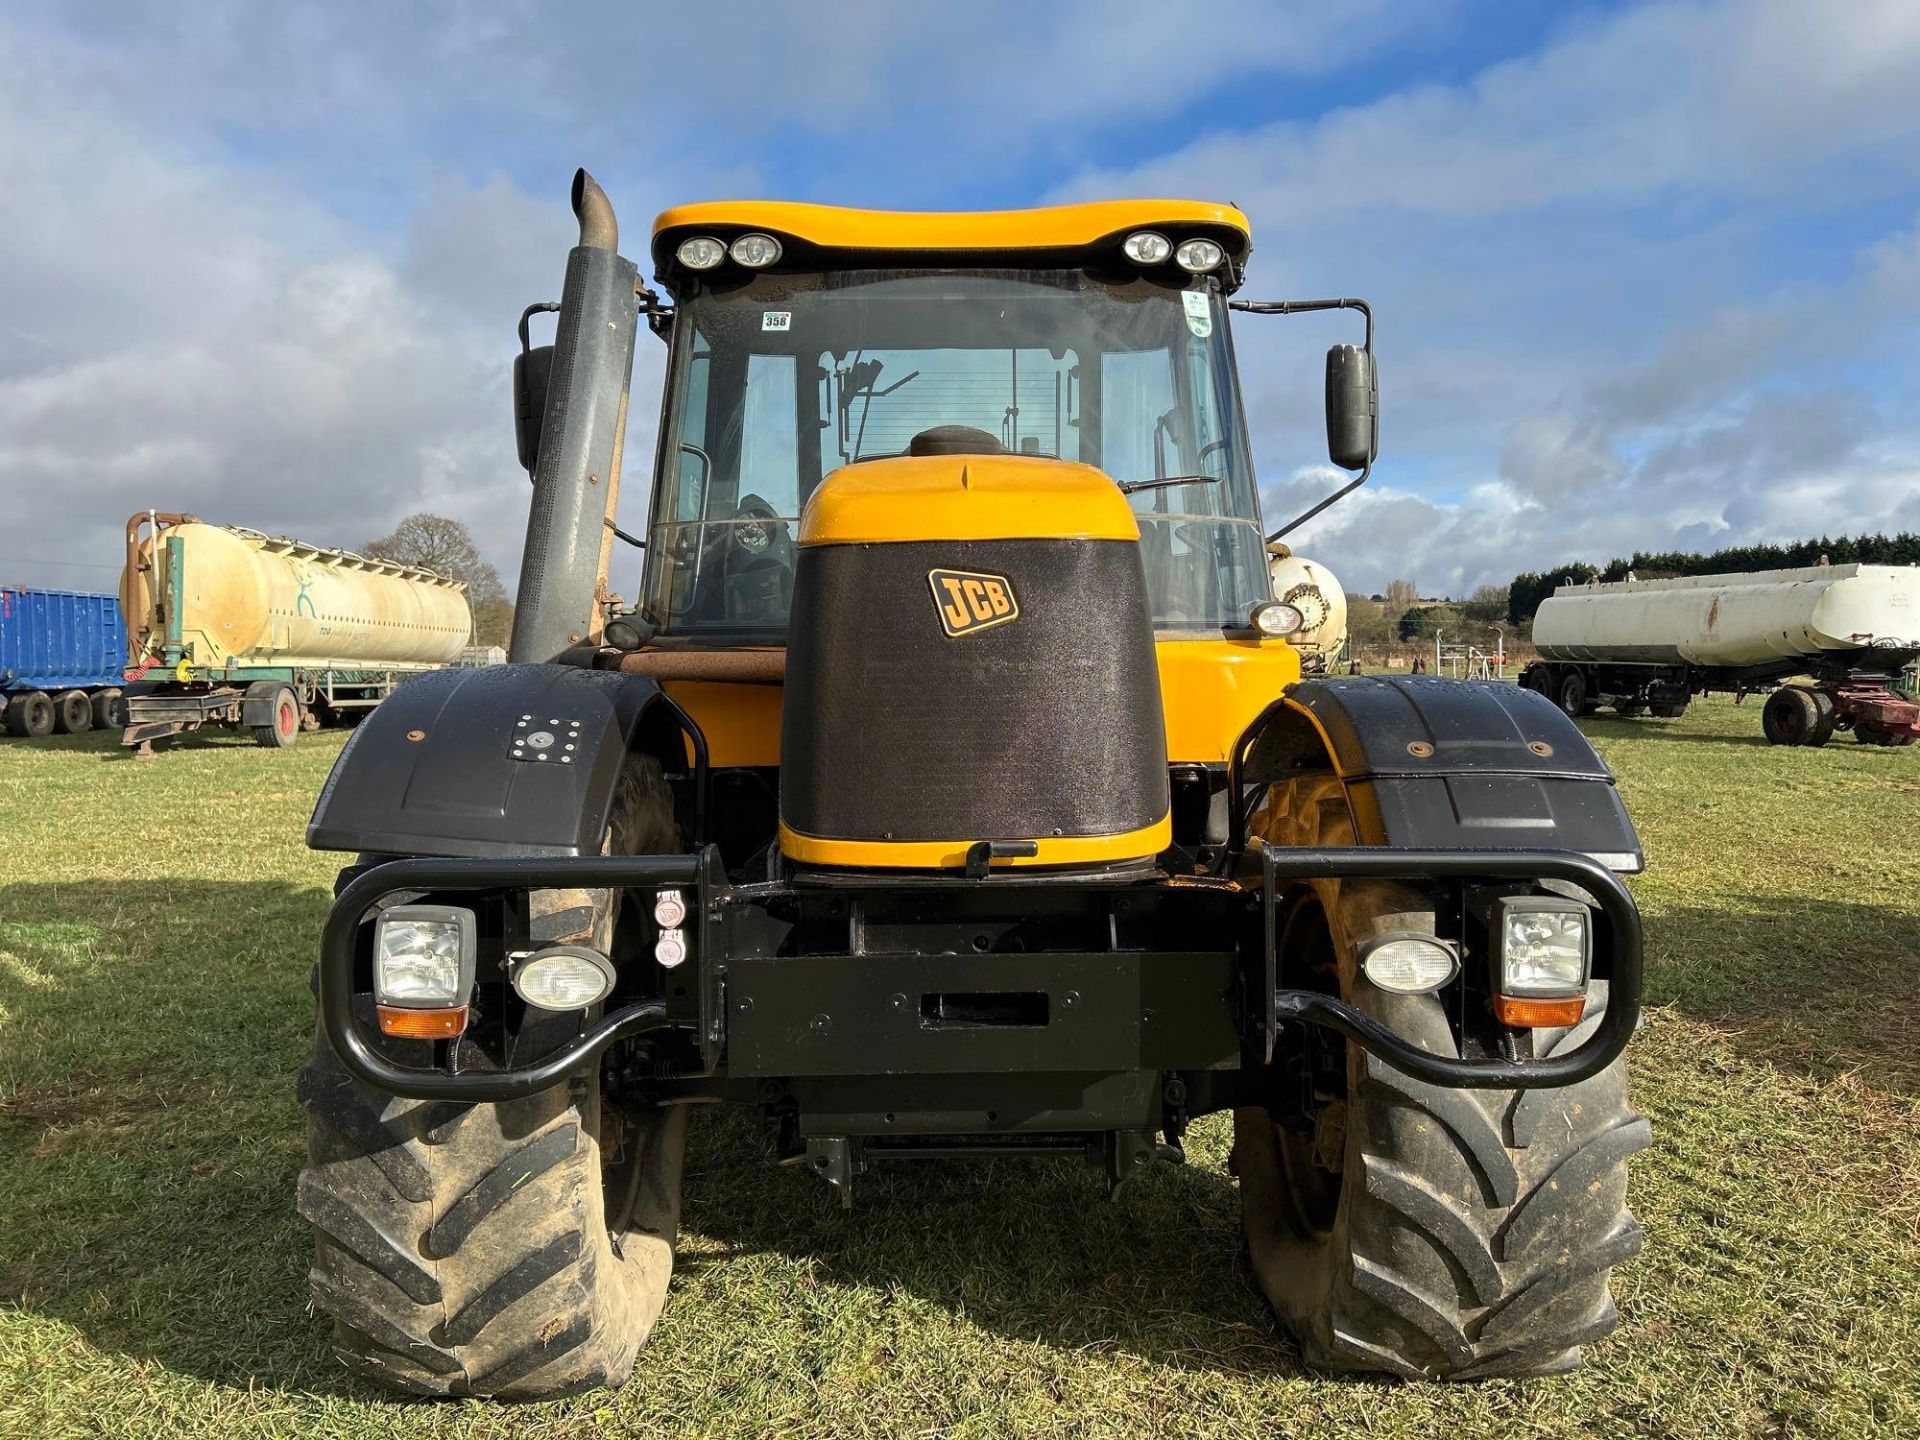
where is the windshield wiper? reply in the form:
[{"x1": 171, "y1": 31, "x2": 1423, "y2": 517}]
[{"x1": 1117, "y1": 474, "x2": 1224, "y2": 496}]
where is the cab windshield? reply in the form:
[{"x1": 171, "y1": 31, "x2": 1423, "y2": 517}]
[{"x1": 642, "y1": 267, "x2": 1267, "y2": 637}]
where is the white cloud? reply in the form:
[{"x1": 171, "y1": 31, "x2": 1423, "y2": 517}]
[
  {"x1": 1054, "y1": 0, "x2": 1920, "y2": 218},
  {"x1": 1054, "y1": 0, "x2": 1920, "y2": 594}
]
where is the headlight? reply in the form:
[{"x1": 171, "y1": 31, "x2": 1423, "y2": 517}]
[
  {"x1": 373, "y1": 905, "x2": 476, "y2": 1007},
  {"x1": 1123, "y1": 230, "x2": 1172, "y2": 264},
  {"x1": 1175, "y1": 237, "x2": 1225, "y2": 273},
  {"x1": 513, "y1": 946, "x2": 616, "y2": 1011},
  {"x1": 1493, "y1": 898, "x2": 1590, "y2": 996},
  {"x1": 1360, "y1": 935, "x2": 1458, "y2": 994},
  {"x1": 728, "y1": 233, "x2": 782, "y2": 268},
  {"x1": 675, "y1": 236, "x2": 726, "y2": 270},
  {"x1": 1251, "y1": 600, "x2": 1304, "y2": 637}
]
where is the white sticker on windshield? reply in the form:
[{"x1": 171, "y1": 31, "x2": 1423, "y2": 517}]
[
  {"x1": 762, "y1": 310, "x2": 791, "y2": 332},
  {"x1": 1183, "y1": 290, "x2": 1212, "y2": 338}
]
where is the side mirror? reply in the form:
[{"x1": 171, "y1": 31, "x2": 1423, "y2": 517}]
[
  {"x1": 1325, "y1": 343, "x2": 1377, "y2": 471},
  {"x1": 513, "y1": 344, "x2": 554, "y2": 474}
]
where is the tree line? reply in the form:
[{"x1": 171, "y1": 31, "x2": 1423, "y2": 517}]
[{"x1": 1507, "y1": 532, "x2": 1920, "y2": 625}]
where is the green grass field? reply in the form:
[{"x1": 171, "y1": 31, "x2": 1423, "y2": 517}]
[{"x1": 2, "y1": 700, "x2": 1917, "y2": 1439}]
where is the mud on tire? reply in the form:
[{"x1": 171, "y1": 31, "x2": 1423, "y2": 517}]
[{"x1": 297, "y1": 754, "x2": 685, "y2": 1398}]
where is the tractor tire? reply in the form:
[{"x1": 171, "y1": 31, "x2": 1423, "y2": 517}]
[
  {"x1": 298, "y1": 755, "x2": 686, "y2": 1398},
  {"x1": 4, "y1": 690, "x2": 54, "y2": 738},
  {"x1": 1236, "y1": 970, "x2": 1645, "y2": 1380},
  {"x1": 1762, "y1": 686, "x2": 1821, "y2": 746},
  {"x1": 253, "y1": 687, "x2": 301, "y2": 748},
  {"x1": 1556, "y1": 669, "x2": 1596, "y2": 718},
  {"x1": 91, "y1": 688, "x2": 125, "y2": 730},
  {"x1": 53, "y1": 689, "x2": 93, "y2": 734}
]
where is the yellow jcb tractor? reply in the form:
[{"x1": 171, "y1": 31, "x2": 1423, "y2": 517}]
[{"x1": 297, "y1": 171, "x2": 1648, "y2": 1396}]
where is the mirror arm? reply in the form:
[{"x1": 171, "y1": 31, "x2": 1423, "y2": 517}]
[
  {"x1": 1228, "y1": 296, "x2": 1372, "y2": 350},
  {"x1": 638, "y1": 282, "x2": 674, "y2": 342},
  {"x1": 1265, "y1": 459, "x2": 1370, "y2": 543},
  {"x1": 1230, "y1": 297, "x2": 1376, "y2": 543},
  {"x1": 518, "y1": 301, "x2": 560, "y2": 354}
]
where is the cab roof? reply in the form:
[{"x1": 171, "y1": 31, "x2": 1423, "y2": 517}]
[{"x1": 649, "y1": 199, "x2": 1252, "y2": 277}]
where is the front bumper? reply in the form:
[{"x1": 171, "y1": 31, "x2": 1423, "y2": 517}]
[{"x1": 318, "y1": 845, "x2": 1641, "y2": 1102}]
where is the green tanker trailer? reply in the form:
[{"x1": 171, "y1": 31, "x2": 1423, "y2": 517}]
[{"x1": 119, "y1": 511, "x2": 473, "y2": 755}]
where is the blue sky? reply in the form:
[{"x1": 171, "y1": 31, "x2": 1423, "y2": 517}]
[{"x1": 2, "y1": 0, "x2": 1916, "y2": 598}]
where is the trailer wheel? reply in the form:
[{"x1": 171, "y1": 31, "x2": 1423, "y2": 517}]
[
  {"x1": 1762, "y1": 686, "x2": 1821, "y2": 746},
  {"x1": 1807, "y1": 690, "x2": 1838, "y2": 747},
  {"x1": 1521, "y1": 665, "x2": 1555, "y2": 699},
  {"x1": 91, "y1": 688, "x2": 125, "y2": 730},
  {"x1": 1650, "y1": 702, "x2": 1687, "y2": 718},
  {"x1": 52, "y1": 689, "x2": 93, "y2": 734},
  {"x1": 4, "y1": 690, "x2": 55, "y2": 738},
  {"x1": 1853, "y1": 725, "x2": 1909, "y2": 747},
  {"x1": 1555, "y1": 669, "x2": 1596, "y2": 717},
  {"x1": 1613, "y1": 701, "x2": 1646, "y2": 718},
  {"x1": 1236, "y1": 894, "x2": 1645, "y2": 1380},
  {"x1": 298, "y1": 755, "x2": 685, "y2": 1398},
  {"x1": 253, "y1": 688, "x2": 301, "y2": 748}
]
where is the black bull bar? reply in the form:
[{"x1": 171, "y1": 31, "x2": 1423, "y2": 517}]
[{"x1": 320, "y1": 847, "x2": 1641, "y2": 1102}]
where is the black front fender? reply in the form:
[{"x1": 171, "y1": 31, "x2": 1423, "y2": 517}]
[
  {"x1": 307, "y1": 663, "x2": 697, "y2": 858},
  {"x1": 1239, "y1": 674, "x2": 1643, "y2": 871}
]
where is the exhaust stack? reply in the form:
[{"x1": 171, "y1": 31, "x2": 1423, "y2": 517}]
[{"x1": 508, "y1": 169, "x2": 640, "y2": 663}]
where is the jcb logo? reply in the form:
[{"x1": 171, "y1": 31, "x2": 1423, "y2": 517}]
[{"x1": 928, "y1": 568, "x2": 1019, "y2": 637}]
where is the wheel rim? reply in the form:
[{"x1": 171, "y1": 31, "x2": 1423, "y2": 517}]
[{"x1": 278, "y1": 698, "x2": 296, "y2": 737}]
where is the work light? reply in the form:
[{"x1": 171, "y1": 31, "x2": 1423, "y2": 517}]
[
  {"x1": 1123, "y1": 231, "x2": 1172, "y2": 264},
  {"x1": 372, "y1": 906, "x2": 476, "y2": 1037},
  {"x1": 729, "y1": 233, "x2": 782, "y2": 268},
  {"x1": 1251, "y1": 600, "x2": 1305, "y2": 637},
  {"x1": 1175, "y1": 237, "x2": 1225, "y2": 273},
  {"x1": 512, "y1": 946, "x2": 617, "y2": 1011},
  {"x1": 676, "y1": 236, "x2": 726, "y2": 270},
  {"x1": 1493, "y1": 897, "x2": 1590, "y2": 997},
  {"x1": 1360, "y1": 935, "x2": 1458, "y2": 994}
]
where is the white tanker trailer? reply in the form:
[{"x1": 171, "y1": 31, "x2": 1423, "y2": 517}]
[
  {"x1": 118, "y1": 511, "x2": 472, "y2": 754},
  {"x1": 1520, "y1": 563, "x2": 1920, "y2": 747},
  {"x1": 1265, "y1": 543, "x2": 1348, "y2": 674}
]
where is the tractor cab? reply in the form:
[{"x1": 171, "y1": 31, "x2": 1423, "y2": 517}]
[
  {"x1": 598, "y1": 202, "x2": 1377, "y2": 855},
  {"x1": 641, "y1": 204, "x2": 1269, "y2": 639}
]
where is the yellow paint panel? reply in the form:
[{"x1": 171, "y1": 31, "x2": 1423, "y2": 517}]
[
  {"x1": 778, "y1": 814, "x2": 1171, "y2": 870},
  {"x1": 800, "y1": 456, "x2": 1139, "y2": 545},
  {"x1": 651, "y1": 199, "x2": 1251, "y2": 259},
  {"x1": 663, "y1": 678, "x2": 784, "y2": 767},
  {"x1": 1156, "y1": 638, "x2": 1303, "y2": 764}
]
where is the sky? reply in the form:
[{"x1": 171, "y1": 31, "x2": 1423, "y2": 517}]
[{"x1": 2, "y1": 0, "x2": 1918, "y2": 601}]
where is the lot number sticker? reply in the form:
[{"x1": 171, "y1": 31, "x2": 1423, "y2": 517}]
[
  {"x1": 1183, "y1": 290, "x2": 1212, "y2": 337},
  {"x1": 762, "y1": 311, "x2": 791, "y2": 332}
]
